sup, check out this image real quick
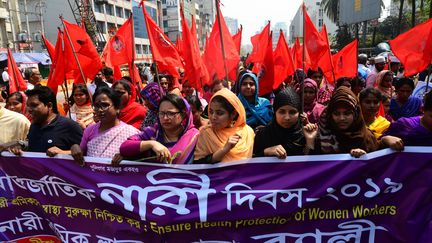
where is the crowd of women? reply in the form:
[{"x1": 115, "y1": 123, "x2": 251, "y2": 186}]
[{"x1": 1, "y1": 63, "x2": 431, "y2": 165}]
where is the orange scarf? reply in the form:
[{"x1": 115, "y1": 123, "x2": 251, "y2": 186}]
[{"x1": 194, "y1": 88, "x2": 254, "y2": 162}]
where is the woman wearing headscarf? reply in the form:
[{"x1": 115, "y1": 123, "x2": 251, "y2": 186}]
[
  {"x1": 236, "y1": 72, "x2": 273, "y2": 129},
  {"x1": 359, "y1": 88, "x2": 390, "y2": 138},
  {"x1": 66, "y1": 84, "x2": 94, "y2": 129},
  {"x1": 112, "y1": 79, "x2": 147, "y2": 129},
  {"x1": 194, "y1": 88, "x2": 255, "y2": 163},
  {"x1": 301, "y1": 78, "x2": 325, "y2": 124},
  {"x1": 375, "y1": 70, "x2": 394, "y2": 99},
  {"x1": 140, "y1": 82, "x2": 162, "y2": 130},
  {"x1": 6, "y1": 91, "x2": 31, "y2": 121},
  {"x1": 319, "y1": 86, "x2": 380, "y2": 157},
  {"x1": 120, "y1": 94, "x2": 199, "y2": 164},
  {"x1": 254, "y1": 88, "x2": 318, "y2": 158}
]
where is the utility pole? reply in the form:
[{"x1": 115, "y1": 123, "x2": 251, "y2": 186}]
[
  {"x1": 7, "y1": 0, "x2": 17, "y2": 50},
  {"x1": 24, "y1": 0, "x2": 32, "y2": 49}
]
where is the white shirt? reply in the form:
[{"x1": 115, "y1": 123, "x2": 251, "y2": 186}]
[{"x1": 2, "y1": 71, "x2": 9, "y2": 82}]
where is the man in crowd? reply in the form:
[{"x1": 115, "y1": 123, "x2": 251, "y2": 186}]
[
  {"x1": 26, "y1": 67, "x2": 42, "y2": 90},
  {"x1": 366, "y1": 56, "x2": 387, "y2": 87},
  {"x1": 10, "y1": 86, "x2": 82, "y2": 156},
  {"x1": 101, "y1": 67, "x2": 114, "y2": 85},
  {"x1": 357, "y1": 54, "x2": 370, "y2": 80}
]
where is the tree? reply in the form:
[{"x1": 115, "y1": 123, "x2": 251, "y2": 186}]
[{"x1": 397, "y1": 0, "x2": 406, "y2": 35}]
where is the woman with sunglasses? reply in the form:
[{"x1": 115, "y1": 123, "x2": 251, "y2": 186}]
[
  {"x1": 120, "y1": 93, "x2": 199, "y2": 164},
  {"x1": 70, "y1": 87, "x2": 140, "y2": 166}
]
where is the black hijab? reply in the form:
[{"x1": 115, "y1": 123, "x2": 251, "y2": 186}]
[{"x1": 253, "y1": 88, "x2": 305, "y2": 157}]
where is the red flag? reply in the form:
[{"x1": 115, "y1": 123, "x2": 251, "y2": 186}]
[
  {"x1": 41, "y1": 34, "x2": 55, "y2": 61},
  {"x1": 180, "y1": 8, "x2": 209, "y2": 89},
  {"x1": 202, "y1": 4, "x2": 240, "y2": 81},
  {"x1": 62, "y1": 18, "x2": 103, "y2": 84},
  {"x1": 291, "y1": 38, "x2": 311, "y2": 71},
  {"x1": 7, "y1": 49, "x2": 27, "y2": 93},
  {"x1": 232, "y1": 25, "x2": 242, "y2": 53},
  {"x1": 47, "y1": 30, "x2": 69, "y2": 93},
  {"x1": 102, "y1": 17, "x2": 134, "y2": 67},
  {"x1": 141, "y1": 2, "x2": 184, "y2": 79},
  {"x1": 246, "y1": 22, "x2": 270, "y2": 69},
  {"x1": 332, "y1": 39, "x2": 358, "y2": 80},
  {"x1": 303, "y1": 4, "x2": 328, "y2": 70},
  {"x1": 256, "y1": 33, "x2": 275, "y2": 96},
  {"x1": 175, "y1": 35, "x2": 184, "y2": 57},
  {"x1": 273, "y1": 30, "x2": 295, "y2": 89},
  {"x1": 318, "y1": 25, "x2": 335, "y2": 83},
  {"x1": 389, "y1": 18, "x2": 432, "y2": 76}
]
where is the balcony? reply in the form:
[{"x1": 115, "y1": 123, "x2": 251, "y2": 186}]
[{"x1": 0, "y1": 7, "x2": 8, "y2": 19}]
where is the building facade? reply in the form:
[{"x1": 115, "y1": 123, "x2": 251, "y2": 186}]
[
  {"x1": 1, "y1": 0, "x2": 23, "y2": 50},
  {"x1": 289, "y1": 0, "x2": 338, "y2": 44}
]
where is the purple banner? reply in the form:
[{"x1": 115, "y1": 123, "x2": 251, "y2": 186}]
[{"x1": 0, "y1": 147, "x2": 431, "y2": 242}]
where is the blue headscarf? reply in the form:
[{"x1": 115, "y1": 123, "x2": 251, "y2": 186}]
[{"x1": 237, "y1": 72, "x2": 273, "y2": 128}]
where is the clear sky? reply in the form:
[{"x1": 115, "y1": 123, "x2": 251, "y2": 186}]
[
  {"x1": 220, "y1": 0, "x2": 303, "y2": 45},
  {"x1": 220, "y1": 0, "x2": 391, "y2": 46}
]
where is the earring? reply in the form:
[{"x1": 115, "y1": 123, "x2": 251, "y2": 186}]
[{"x1": 230, "y1": 120, "x2": 235, "y2": 128}]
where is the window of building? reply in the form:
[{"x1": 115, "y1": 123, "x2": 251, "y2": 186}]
[
  {"x1": 116, "y1": 6, "x2": 123, "y2": 18},
  {"x1": 162, "y1": 8, "x2": 167, "y2": 15},
  {"x1": 97, "y1": 21, "x2": 106, "y2": 34},
  {"x1": 319, "y1": 9, "x2": 323, "y2": 17},
  {"x1": 124, "y1": 9, "x2": 131, "y2": 18},
  {"x1": 94, "y1": 3, "x2": 103, "y2": 13},
  {"x1": 136, "y1": 44, "x2": 142, "y2": 54},
  {"x1": 106, "y1": 4, "x2": 114, "y2": 15},
  {"x1": 318, "y1": 19, "x2": 323, "y2": 27}
]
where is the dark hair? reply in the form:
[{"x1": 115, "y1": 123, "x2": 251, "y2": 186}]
[
  {"x1": 156, "y1": 74, "x2": 173, "y2": 84},
  {"x1": 359, "y1": 88, "x2": 383, "y2": 103},
  {"x1": 186, "y1": 95, "x2": 203, "y2": 110},
  {"x1": 25, "y1": 86, "x2": 58, "y2": 114},
  {"x1": 211, "y1": 95, "x2": 235, "y2": 115},
  {"x1": 24, "y1": 67, "x2": 36, "y2": 80},
  {"x1": 101, "y1": 67, "x2": 114, "y2": 76},
  {"x1": 113, "y1": 79, "x2": 132, "y2": 95},
  {"x1": 121, "y1": 76, "x2": 132, "y2": 82},
  {"x1": 93, "y1": 87, "x2": 121, "y2": 110},
  {"x1": 69, "y1": 83, "x2": 90, "y2": 105},
  {"x1": 336, "y1": 77, "x2": 352, "y2": 88},
  {"x1": 307, "y1": 68, "x2": 323, "y2": 78},
  {"x1": 424, "y1": 91, "x2": 432, "y2": 111},
  {"x1": 7, "y1": 92, "x2": 24, "y2": 104},
  {"x1": 394, "y1": 77, "x2": 415, "y2": 90},
  {"x1": 159, "y1": 93, "x2": 187, "y2": 116},
  {"x1": 350, "y1": 76, "x2": 366, "y2": 87}
]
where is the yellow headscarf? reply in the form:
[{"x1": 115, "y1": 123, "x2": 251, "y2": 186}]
[{"x1": 194, "y1": 88, "x2": 254, "y2": 162}]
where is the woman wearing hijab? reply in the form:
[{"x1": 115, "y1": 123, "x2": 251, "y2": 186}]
[
  {"x1": 236, "y1": 72, "x2": 273, "y2": 129},
  {"x1": 120, "y1": 94, "x2": 199, "y2": 164},
  {"x1": 253, "y1": 88, "x2": 318, "y2": 158},
  {"x1": 389, "y1": 78, "x2": 423, "y2": 120},
  {"x1": 359, "y1": 88, "x2": 390, "y2": 138},
  {"x1": 194, "y1": 88, "x2": 255, "y2": 163},
  {"x1": 6, "y1": 91, "x2": 31, "y2": 121},
  {"x1": 319, "y1": 86, "x2": 380, "y2": 157},
  {"x1": 140, "y1": 82, "x2": 162, "y2": 130},
  {"x1": 301, "y1": 78, "x2": 325, "y2": 124},
  {"x1": 375, "y1": 70, "x2": 394, "y2": 99},
  {"x1": 112, "y1": 79, "x2": 147, "y2": 129}
]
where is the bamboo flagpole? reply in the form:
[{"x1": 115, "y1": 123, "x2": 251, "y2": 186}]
[{"x1": 60, "y1": 16, "x2": 87, "y2": 85}]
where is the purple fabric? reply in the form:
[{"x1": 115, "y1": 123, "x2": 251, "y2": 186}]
[
  {"x1": 384, "y1": 116, "x2": 432, "y2": 146},
  {"x1": 389, "y1": 96, "x2": 422, "y2": 120},
  {"x1": 0, "y1": 150, "x2": 431, "y2": 242}
]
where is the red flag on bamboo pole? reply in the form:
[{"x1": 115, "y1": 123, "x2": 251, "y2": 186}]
[
  {"x1": 202, "y1": 2, "x2": 239, "y2": 81},
  {"x1": 7, "y1": 49, "x2": 27, "y2": 93},
  {"x1": 303, "y1": 4, "x2": 327, "y2": 70},
  {"x1": 389, "y1": 18, "x2": 432, "y2": 77},
  {"x1": 102, "y1": 17, "x2": 134, "y2": 68},
  {"x1": 180, "y1": 3, "x2": 209, "y2": 89},
  {"x1": 291, "y1": 37, "x2": 311, "y2": 71},
  {"x1": 141, "y1": 1, "x2": 183, "y2": 79},
  {"x1": 232, "y1": 25, "x2": 242, "y2": 53},
  {"x1": 41, "y1": 34, "x2": 55, "y2": 60},
  {"x1": 246, "y1": 22, "x2": 270, "y2": 70},
  {"x1": 256, "y1": 33, "x2": 275, "y2": 96},
  {"x1": 318, "y1": 25, "x2": 335, "y2": 83},
  {"x1": 332, "y1": 39, "x2": 358, "y2": 80},
  {"x1": 273, "y1": 30, "x2": 295, "y2": 89},
  {"x1": 62, "y1": 18, "x2": 102, "y2": 84}
]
